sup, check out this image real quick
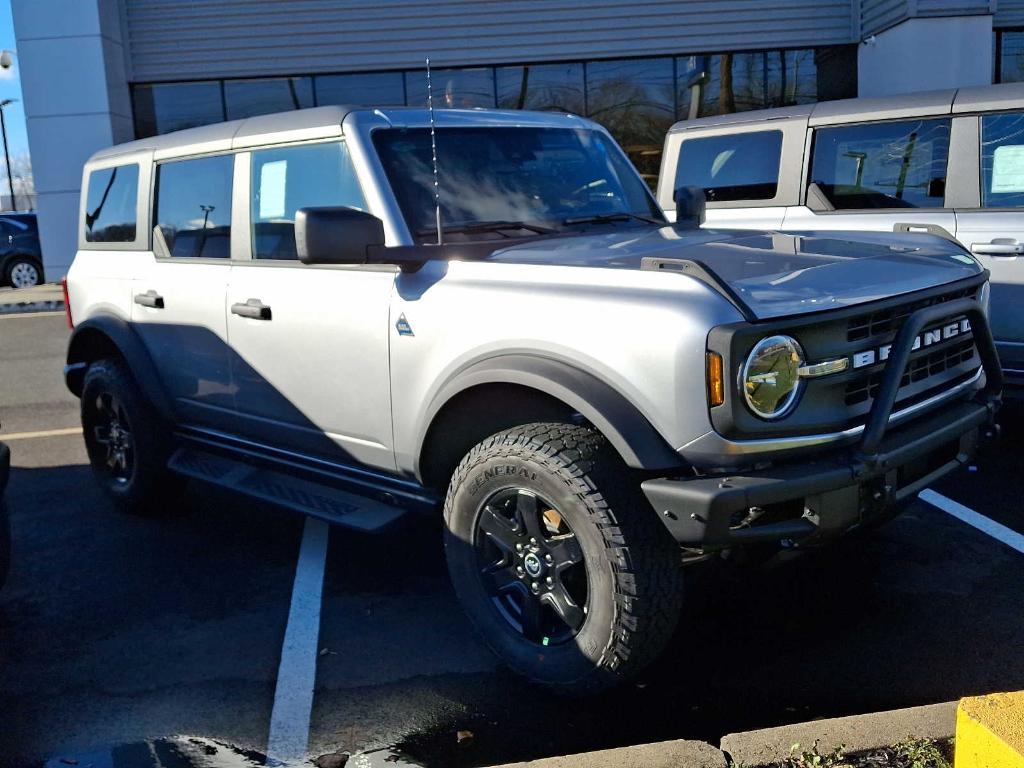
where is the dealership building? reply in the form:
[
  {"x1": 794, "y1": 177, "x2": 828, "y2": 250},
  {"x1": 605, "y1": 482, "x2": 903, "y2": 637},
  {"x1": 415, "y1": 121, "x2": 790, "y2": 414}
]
[{"x1": 12, "y1": 0, "x2": 1024, "y2": 278}]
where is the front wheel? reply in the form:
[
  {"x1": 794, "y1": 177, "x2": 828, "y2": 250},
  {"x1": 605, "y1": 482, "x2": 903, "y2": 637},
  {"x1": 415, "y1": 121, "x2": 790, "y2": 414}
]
[{"x1": 443, "y1": 423, "x2": 683, "y2": 694}]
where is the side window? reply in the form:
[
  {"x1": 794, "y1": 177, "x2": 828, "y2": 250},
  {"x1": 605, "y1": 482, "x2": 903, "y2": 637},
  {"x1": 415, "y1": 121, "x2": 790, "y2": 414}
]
[
  {"x1": 84, "y1": 164, "x2": 139, "y2": 242},
  {"x1": 251, "y1": 141, "x2": 366, "y2": 260},
  {"x1": 674, "y1": 130, "x2": 782, "y2": 202},
  {"x1": 981, "y1": 112, "x2": 1024, "y2": 208},
  {"x1": 155, "y1": 155, "x2": 234, "y2": 258},
  {"x1": 810, "y1": 119, "x2": 950, "y2": 210}
]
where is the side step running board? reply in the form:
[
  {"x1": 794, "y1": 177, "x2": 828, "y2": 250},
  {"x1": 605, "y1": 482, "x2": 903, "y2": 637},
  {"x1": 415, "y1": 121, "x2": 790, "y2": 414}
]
[{"x1": 168, "y1": 447, "x2": 406, "y2": 533}]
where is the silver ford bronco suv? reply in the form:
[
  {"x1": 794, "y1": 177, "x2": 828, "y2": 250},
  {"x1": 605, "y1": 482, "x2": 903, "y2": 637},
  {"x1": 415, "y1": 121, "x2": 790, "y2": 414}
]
[{"x1": 64, "y1": 106, "x2": 1001, "y2": 694}]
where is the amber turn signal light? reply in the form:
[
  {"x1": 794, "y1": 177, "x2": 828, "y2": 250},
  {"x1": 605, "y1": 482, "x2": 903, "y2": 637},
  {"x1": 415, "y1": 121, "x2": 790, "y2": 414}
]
[{"x1": 706, "y1": 351, "x2": 724, "y2": 407}]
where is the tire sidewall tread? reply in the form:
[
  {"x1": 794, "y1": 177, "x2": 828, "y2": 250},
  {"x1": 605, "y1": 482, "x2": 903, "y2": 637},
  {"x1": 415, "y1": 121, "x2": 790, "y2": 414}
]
[
  {"x1": 443, "y1": 422, "x2": 682, "y2": 695},
  {"x1": 81, "y1": 358, "x2": 180, "y2": 515}
]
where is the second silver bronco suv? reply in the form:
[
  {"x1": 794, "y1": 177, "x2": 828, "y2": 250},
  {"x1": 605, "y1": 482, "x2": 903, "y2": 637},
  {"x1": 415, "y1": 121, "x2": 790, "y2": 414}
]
[{"x1": 65, "y1": 106, "x2": 1001, "y2": 694}]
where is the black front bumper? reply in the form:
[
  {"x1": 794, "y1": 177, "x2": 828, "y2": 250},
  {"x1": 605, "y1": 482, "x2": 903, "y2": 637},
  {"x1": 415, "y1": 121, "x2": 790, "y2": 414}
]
[{"x1": 643, "y1": 296, "x2": 1003, "y2": 548}]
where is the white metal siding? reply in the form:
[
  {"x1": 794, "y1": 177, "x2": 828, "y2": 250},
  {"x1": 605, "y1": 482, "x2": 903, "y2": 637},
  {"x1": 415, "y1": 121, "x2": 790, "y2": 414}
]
[
  {"x1": 123, "y1": 0, "x2": 856, "y2": 82},
  {"x1": 861, "y1": 0, "x2": 909, "y2": 35},
  {"x1": 995, "y1": 0, "x2": 1024, "y2": 26},
  {"x1": 917, "y1": 0, "x2": 991, "y2": 16}
]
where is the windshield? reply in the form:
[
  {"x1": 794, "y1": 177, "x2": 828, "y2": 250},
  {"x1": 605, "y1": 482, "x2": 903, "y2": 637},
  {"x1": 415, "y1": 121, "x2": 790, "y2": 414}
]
[{"x1": 373, "y1": 126, "x2": 664, "y2": 242}]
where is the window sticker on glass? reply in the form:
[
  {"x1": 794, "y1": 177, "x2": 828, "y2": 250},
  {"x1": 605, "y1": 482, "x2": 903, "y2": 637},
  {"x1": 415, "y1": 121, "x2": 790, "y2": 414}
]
[
  {"x1": 990, "y1": 145, "x2": 1024, "y2": 194},
  {"x1": 258, "y1": 160, "x2": 287, "y2": 219}
]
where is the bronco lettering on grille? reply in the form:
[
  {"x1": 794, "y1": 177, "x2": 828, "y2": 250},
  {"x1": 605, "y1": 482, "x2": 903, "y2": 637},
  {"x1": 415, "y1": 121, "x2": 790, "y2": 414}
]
[{"x1": 850, "y1": 318, "x2": 972, "y2": 370}]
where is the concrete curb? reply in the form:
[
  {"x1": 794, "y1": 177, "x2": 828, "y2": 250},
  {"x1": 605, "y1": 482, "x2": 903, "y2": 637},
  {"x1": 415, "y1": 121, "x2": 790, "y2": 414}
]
[
  {"x1": 487, "y1": 738, "x2": 728, "y2": 768},
  {"x1": 485, "y1": 702, "x2": 960, "y2": 767},
  {"x1": 0, "y1": 283, "x2": 65, "y2": 315},
  {"x1": 955, "y1": 691, "x2": 1024, "y2": 767},
  {"x1": 0, "y1": 299, "x2": 64, "y2": 315},
  {"x1": 720, "y1": 701, "x2": 957, "y2": 767}
]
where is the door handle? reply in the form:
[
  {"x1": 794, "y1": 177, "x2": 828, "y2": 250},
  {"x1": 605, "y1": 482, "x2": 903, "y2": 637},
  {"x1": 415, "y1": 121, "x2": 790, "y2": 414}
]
[
  {"x1": 972, "y1": 242, "x2": 1024, "y2": 257},
  {"x1": 133, "y1": 290, "x2": 165, "y2": 309},
  {"x1": 231, "y1": 298, "x2": 272, "y2": 321}
]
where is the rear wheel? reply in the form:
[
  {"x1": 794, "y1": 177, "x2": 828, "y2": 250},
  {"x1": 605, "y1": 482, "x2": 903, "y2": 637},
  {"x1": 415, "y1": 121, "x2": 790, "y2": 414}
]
[
  {"x1": 5, "y1": 257, "x2": 41, "y2": 289},
  {"x1": 81, "y1": 359, "x2": 182, "y2": 515},
  {"x1": 444, "y1": 423, "x2": 683, "y2": 694}
]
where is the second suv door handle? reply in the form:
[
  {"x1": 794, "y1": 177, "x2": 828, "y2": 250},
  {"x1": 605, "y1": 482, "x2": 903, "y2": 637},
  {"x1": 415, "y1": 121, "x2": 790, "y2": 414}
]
[
  {"x1": 972, "y1": 241, "x2": 1024, "y2": 257},
  {"x1": 231, "y1": 298, "x2": 272, "y2": 321},
  {"x1": 134, "y1": 290, "x2": 164, "y2": 309}
]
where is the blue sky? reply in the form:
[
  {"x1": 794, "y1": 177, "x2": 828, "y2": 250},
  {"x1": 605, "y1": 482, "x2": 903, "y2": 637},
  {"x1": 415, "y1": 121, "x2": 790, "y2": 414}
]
[{"x1": 0, "y1": 1, "x2": 29, "y2": 158}]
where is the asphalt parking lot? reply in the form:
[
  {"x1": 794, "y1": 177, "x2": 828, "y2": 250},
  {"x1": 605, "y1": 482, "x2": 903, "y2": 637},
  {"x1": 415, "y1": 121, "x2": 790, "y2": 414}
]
[{"x1": 2, "y1": 311, "x2": 1023, "y2": 768}]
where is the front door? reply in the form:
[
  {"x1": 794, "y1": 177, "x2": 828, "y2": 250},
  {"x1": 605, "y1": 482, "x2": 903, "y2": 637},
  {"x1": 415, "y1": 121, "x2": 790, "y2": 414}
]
[
  {"x1": 782, "y1": 116, "x2": 958, "y2": 242},
  {"x1": 130, "y1": 153, "x2": 235, "y2": 430},
  {"x1": 225, "y1": 140, "x2": 397, "y2": 471},
  {"x1": 954, "y1": 111, "x2": 1024, "y2": 384}
]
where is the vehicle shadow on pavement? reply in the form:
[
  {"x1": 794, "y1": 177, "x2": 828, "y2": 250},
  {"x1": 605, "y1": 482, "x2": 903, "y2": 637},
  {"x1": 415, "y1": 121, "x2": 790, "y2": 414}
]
[
  {"x1": 3, "y1": 460, "x2": 1023, "y2": 768},
  {"x1": 0, "y1": 462, "x2": 305, "y2": 764},
  {"x1": 310, "y1": 490, "x2": 1024, "y2": 766}
]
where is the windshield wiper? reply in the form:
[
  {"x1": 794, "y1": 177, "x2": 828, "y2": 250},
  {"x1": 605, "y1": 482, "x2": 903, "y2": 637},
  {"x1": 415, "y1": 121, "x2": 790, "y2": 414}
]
[
  {"x1": 562, "y1": 212, "x2": 663, "y2": 226},
  {"x1": 415, "y1": 220, "x2": 556, "y2": 237}
]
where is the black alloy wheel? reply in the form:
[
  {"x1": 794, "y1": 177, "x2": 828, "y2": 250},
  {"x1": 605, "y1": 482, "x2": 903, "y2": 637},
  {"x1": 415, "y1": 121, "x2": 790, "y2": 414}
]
[
  {"x1": 474, "y1": 487, "x2": 588, "y2": 646},
  {"x1": 87, "y1": 391, "x2": 135, "y2": 484}
]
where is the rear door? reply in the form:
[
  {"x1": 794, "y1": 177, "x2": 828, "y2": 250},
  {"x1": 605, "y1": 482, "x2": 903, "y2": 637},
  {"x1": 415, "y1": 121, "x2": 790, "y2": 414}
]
[
  {"x1": 782, "y1": 116, "x2": 958, "y2": 239},
  {"x1": 224, "y1": 140, "x2": 397, "y2": 471},
  {"x1": 953, "y1": 110, "x2": 1024, "y2": 383},
  {"x1": 130, "y1": 153, "x2": 236, "y2": 430}
]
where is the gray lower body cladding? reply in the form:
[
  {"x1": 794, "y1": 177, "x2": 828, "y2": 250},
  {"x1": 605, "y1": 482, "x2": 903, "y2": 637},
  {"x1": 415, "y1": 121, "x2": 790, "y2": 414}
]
[{"x1": 642, "y1": 398, "x2": 991, "y2": 548}]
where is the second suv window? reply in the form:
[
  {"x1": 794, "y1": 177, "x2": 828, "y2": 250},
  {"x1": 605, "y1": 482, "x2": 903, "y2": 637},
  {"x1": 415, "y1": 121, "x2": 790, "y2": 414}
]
[
  {"x1": 674, "y1": 130, "x2": 783, "y2": 202},
  {"x1": 155, "y1": 155, "x2": 234, "y2": 259},
  {"x1": 251, "y1": 141, "x2": 366, "y2": 260},
  {"x1": 810, "y1": 119, "x2": 950, "y2": 210},
  {"x1": 981, "y1": 112, "x2": 1024, "y2": 208}
]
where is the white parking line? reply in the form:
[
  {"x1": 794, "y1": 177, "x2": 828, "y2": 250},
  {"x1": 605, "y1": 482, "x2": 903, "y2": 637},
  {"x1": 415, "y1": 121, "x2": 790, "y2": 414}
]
[
  {"x1": 2, "y1": 427, "x2": 82, "y2": 441},
  {"x1": 266, "y1": 516, "x2": 330, "y2": 766},
  {"x1": 919, "y1": 489, "x2": 1024, "y2": 555}
]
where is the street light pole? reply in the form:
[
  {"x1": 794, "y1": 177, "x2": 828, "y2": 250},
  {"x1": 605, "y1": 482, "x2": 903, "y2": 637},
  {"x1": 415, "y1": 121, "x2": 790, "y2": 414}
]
[{"x1": 0, "y1": 99, "x2": 16, "y2": 212}]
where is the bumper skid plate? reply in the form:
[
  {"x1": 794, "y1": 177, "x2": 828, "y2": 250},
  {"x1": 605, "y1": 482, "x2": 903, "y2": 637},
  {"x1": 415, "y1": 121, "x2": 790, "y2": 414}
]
[{"x1": 644, "y1": 297, "x2": 1002, "y2": 548}]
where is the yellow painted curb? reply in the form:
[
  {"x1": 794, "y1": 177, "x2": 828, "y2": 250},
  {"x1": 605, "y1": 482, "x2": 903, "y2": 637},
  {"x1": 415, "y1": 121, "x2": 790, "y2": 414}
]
[{"x1": 955, "y1": 692, "x2": 1024, "y2": 768}]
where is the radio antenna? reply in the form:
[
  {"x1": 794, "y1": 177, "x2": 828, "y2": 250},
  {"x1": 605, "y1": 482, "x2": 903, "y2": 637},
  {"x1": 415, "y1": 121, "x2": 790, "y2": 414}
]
[{"x1": 426, "y1": 58, "x2": 443, "y2": 246}]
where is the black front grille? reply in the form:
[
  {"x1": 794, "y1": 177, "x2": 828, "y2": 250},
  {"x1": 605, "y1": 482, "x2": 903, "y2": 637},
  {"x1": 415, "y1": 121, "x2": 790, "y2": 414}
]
[
  {"x1": 707, "y1": 275, "x2": 986, "y2": 441},
  {"x1": 847, "y1": 286, "x2": 978, "y2": 342},
  {"x1": 845, "y1": 338, "x2": 977, "y2": 406}
]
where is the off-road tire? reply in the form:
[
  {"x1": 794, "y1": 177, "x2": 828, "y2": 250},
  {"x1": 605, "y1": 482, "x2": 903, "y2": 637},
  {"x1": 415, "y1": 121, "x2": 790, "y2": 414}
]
[
  {"x1": 443, "y1": 423, "x2": 683, "y2": 694},
  {"x1": 81, "y1": 358, "x2": 183, "y2": 515}
]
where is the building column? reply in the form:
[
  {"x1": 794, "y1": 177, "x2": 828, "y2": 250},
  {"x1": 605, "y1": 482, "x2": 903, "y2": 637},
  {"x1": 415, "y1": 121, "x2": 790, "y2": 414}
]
[
  {"x1": 12, "y1": 0, "x2": 131, "y2": 281},
  {"x1": 858, "y1": 15, "x2": 994, "y2": 98}
]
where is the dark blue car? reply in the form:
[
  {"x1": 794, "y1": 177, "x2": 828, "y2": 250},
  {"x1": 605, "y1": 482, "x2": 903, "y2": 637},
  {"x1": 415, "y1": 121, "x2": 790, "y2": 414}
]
[{"x1": 1, "y1": 212, "x2": 43, "y2": 288}]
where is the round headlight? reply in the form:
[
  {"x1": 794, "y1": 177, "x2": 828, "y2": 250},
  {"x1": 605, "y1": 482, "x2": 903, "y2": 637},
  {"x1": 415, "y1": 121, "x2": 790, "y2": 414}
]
[{"x1": 741, "y1": 335, "x2": 804, "y2": 420}]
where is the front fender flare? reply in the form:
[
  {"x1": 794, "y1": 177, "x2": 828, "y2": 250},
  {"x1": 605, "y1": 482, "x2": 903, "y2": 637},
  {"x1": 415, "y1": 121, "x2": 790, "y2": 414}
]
[
  {"x1": 65, "y1": 314, "x2": 174, "y2": 422},
  {"x1": 417, "y1": 354, "x2": 684, "y2": 475}
]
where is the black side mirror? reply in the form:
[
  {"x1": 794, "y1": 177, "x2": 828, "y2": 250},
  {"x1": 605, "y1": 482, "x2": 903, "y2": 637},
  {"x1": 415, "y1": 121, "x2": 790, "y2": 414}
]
[
  {"x1": 295, "y1": 206, "x2": 385, "y2": 265},
  {"x1": 674, "y1": 186, "x2": 706, "y2": 228}
]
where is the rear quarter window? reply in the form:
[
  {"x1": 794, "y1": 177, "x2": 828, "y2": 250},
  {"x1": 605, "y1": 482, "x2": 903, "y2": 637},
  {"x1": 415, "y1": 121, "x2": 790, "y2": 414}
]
[
  {"x1": 674, "y1": 130, "x2": 783, "y2": 203},
  {"x1": 84, "y1": 164, "x2": 139, "y2": 242}
]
